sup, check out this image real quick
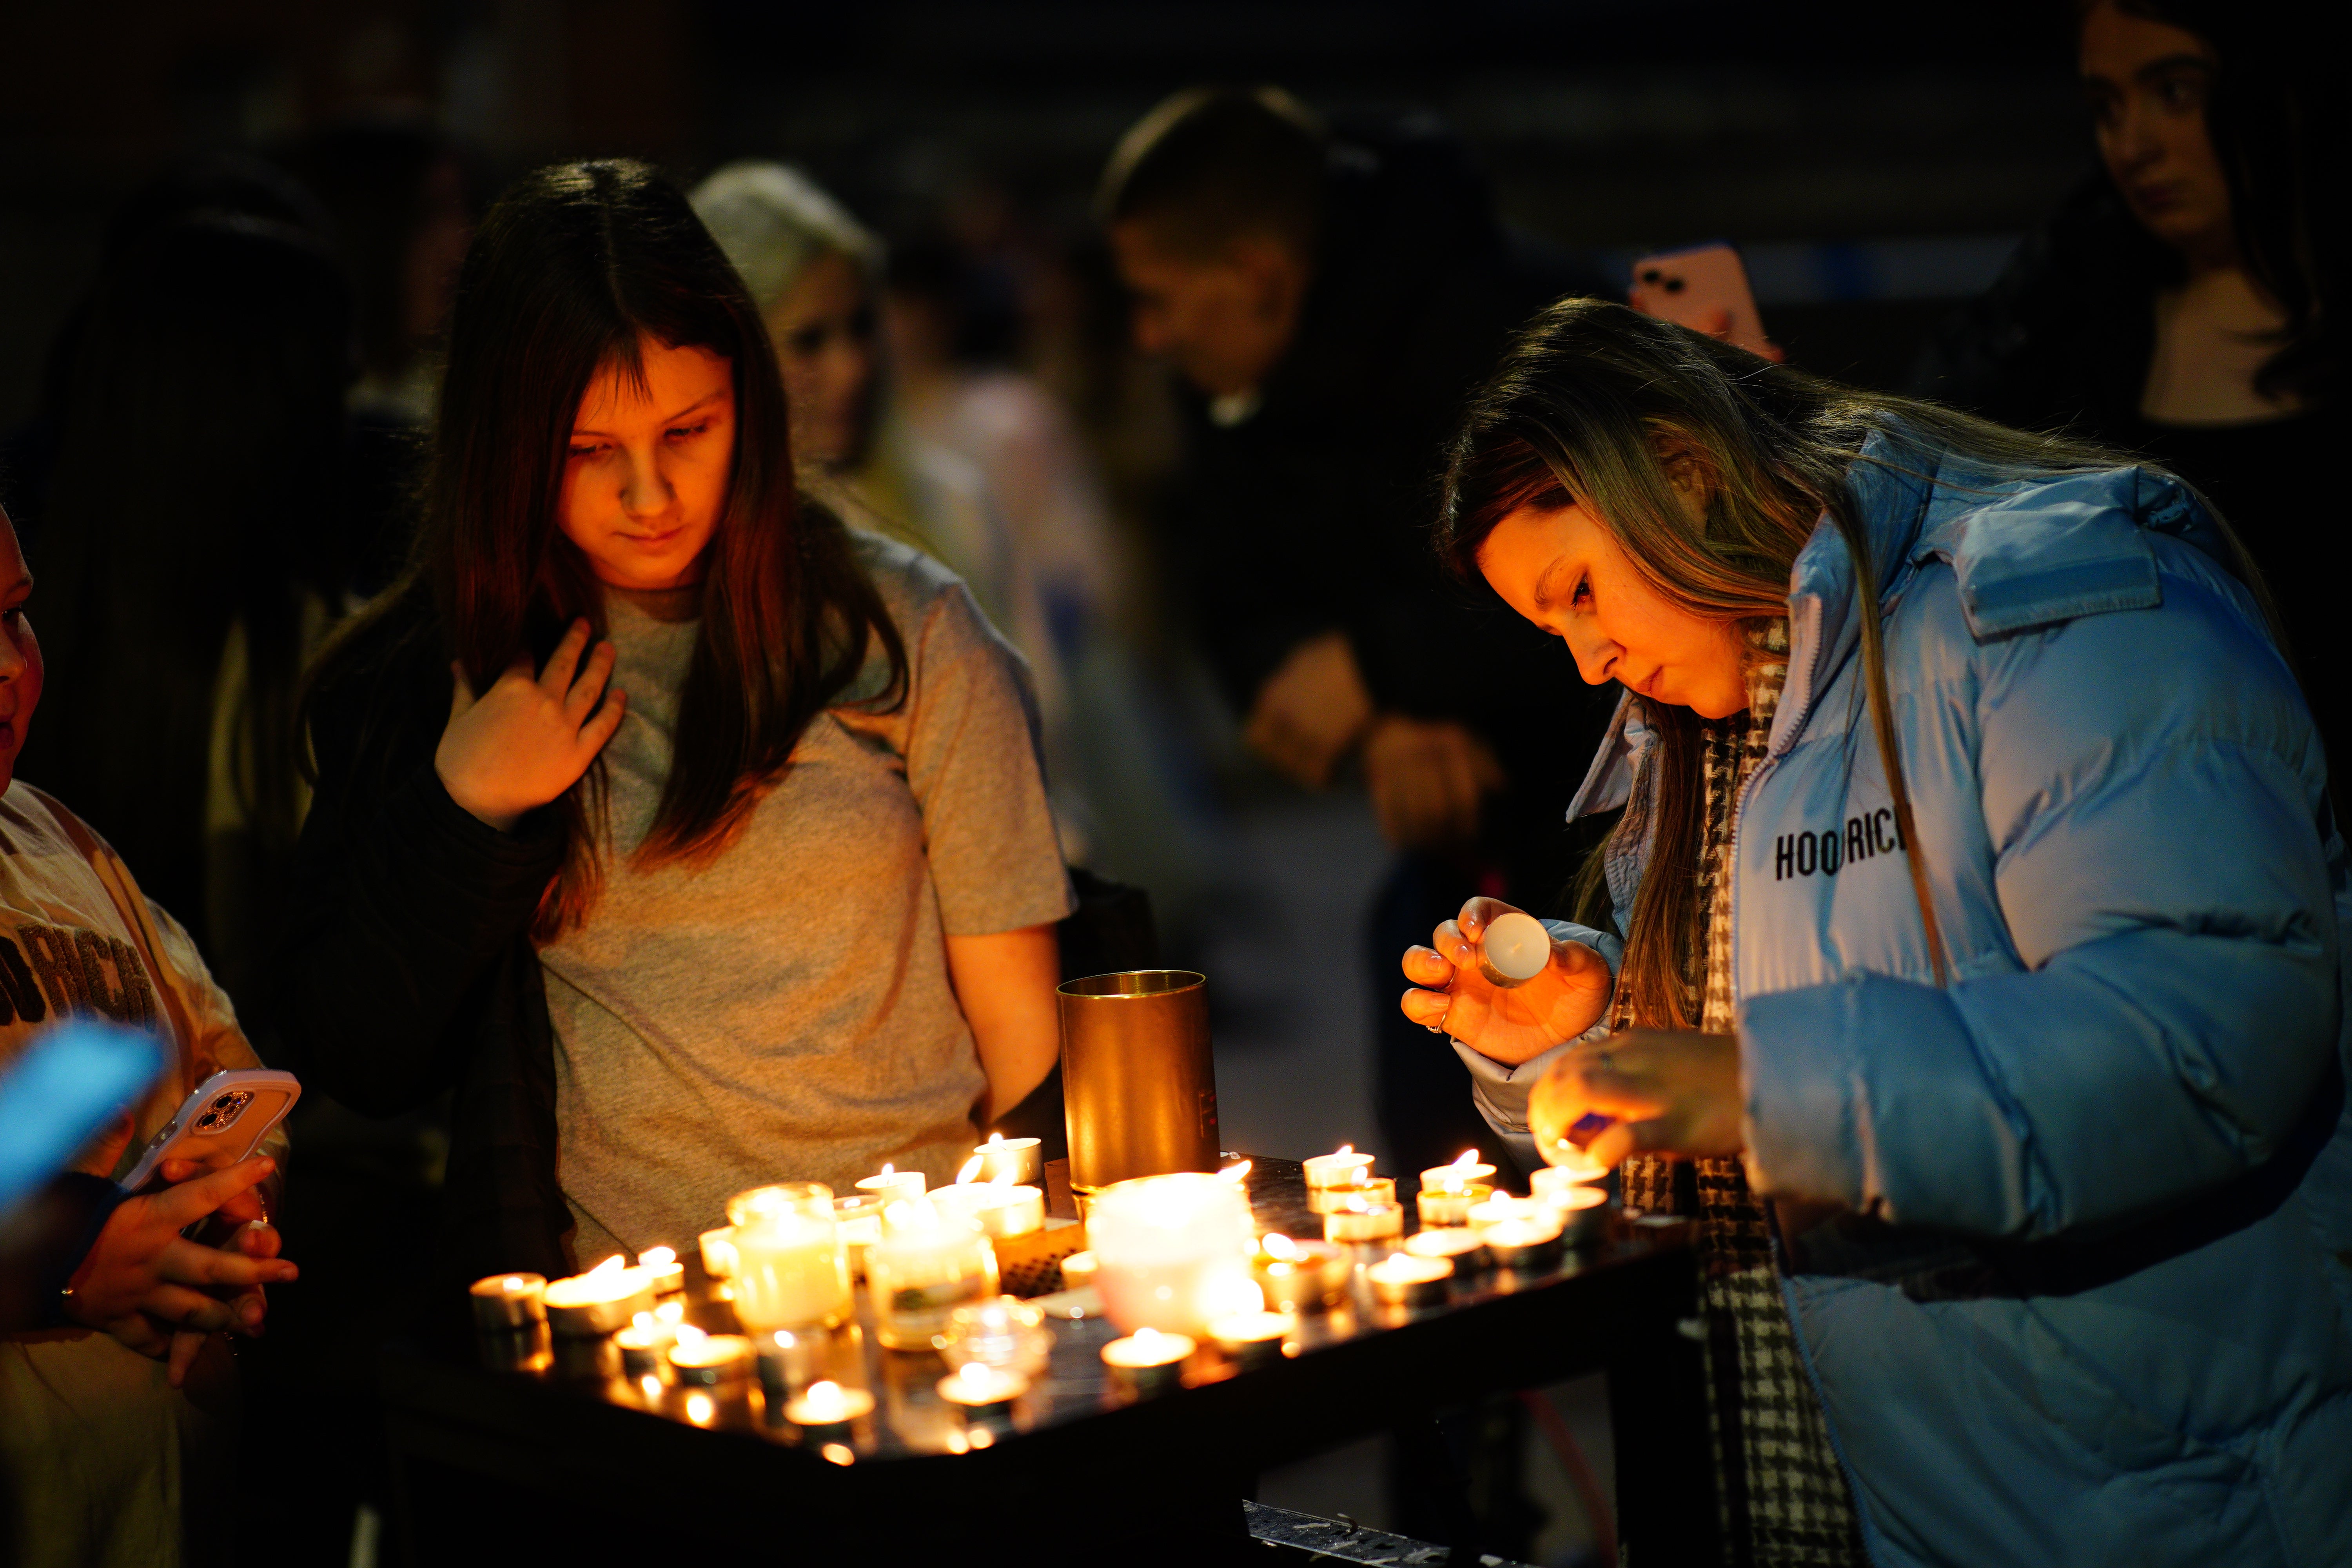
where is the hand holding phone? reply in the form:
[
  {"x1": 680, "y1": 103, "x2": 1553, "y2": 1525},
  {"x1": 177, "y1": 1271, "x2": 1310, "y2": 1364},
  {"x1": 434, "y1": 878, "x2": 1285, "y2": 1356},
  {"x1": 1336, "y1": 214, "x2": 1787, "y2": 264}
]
[
  {"x1": 119, "y1": 1068, "x2": 300, "y2": 1194},
  {"x1": 1629, "y1": 243, "x2": 1785, "y2": 363}
]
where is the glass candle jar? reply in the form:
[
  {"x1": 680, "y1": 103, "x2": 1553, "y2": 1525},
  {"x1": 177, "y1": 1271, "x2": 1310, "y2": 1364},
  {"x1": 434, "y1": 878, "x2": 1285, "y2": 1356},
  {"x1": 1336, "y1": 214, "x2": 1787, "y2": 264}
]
[
  {"x1": 730, "y1": 1186, "x2": 851, "y2": 1334},
  {"x1": 1086, "y1": 1172, "x2": 1259, "y2": 1336},
  {"x1": 866, "y1": 1199, "x2": 1000, "y2": 1350}
]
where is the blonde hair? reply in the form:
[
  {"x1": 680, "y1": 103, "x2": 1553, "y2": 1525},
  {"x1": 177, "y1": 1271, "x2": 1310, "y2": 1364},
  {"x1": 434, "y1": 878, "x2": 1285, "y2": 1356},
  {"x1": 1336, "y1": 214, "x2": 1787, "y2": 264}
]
[{"x1": 688, "y1": 160, "x2": 880, "y2": 316}]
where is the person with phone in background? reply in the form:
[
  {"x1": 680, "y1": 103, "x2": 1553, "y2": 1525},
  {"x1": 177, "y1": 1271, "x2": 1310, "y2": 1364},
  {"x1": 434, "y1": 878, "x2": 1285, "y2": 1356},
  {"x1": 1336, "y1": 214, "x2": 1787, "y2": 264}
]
[
  {"x1": 1911, "y1": 0, "x2": 2343, "y2": 773},
  {"x1": 0, "y1": 501, "x2": 301, "y2": 1568},
  {"x1": 1403, "y1": 299, "x2": 2348, "y2": 1565}
]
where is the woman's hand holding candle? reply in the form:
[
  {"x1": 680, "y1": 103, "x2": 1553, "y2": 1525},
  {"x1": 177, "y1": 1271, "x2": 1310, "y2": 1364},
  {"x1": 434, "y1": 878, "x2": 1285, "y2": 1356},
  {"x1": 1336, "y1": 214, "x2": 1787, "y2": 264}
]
[
  {"x1": 1528, "y1": 1029, "x2": 1744, "y2": 1168},
  {"x1": 1398, "y1": 897, "x2": 1613, "y2": 1065}
]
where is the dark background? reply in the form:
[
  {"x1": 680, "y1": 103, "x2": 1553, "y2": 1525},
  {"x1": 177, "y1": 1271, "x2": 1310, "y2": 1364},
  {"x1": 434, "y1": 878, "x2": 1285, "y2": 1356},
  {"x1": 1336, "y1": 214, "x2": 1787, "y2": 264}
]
[{"x1": 0, "y1": 0, "x2": 2096, "y2": 428}]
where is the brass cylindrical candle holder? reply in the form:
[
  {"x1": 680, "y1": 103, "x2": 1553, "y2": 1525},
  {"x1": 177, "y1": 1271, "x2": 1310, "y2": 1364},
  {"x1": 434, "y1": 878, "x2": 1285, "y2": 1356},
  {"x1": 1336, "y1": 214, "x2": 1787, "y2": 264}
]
[{"x1": 1058, "y1": 971, "x2": 1218, "y2": 1193}]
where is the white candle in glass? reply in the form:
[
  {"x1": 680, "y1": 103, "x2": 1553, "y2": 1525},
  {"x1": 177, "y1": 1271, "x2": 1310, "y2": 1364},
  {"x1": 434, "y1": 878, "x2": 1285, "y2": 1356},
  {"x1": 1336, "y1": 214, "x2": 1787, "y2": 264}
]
[
  {"x1": 731, "y1": 1205, "x2": 851, "y2": 1333},
  {"x1": 865, "y1": 1199, "x2": 999, "y2": 1350},
  {"x1": 1086, "y1": 1172, "x2": 1259, "y2": 1336}
]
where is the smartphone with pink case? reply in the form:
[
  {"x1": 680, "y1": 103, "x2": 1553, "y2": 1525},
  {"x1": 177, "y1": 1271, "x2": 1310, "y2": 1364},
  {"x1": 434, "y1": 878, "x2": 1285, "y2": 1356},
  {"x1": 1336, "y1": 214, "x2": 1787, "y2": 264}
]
[
  {"x1": 118, "y1": 1068, "x2": 300, "y2": 1193},
  {"x1": 1628, "y1": 242, "x2": 1781, "y2": 360}
]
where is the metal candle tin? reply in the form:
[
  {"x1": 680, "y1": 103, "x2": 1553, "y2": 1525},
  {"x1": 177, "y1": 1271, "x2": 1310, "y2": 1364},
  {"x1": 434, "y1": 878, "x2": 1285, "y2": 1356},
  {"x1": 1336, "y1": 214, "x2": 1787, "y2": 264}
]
[
  {"x1": 468, "y1": 1272, "x2": 547, "y2": 1331},
  {"x1": 1058, "y1": 971, "x2": 1219, "y2": 1193}
]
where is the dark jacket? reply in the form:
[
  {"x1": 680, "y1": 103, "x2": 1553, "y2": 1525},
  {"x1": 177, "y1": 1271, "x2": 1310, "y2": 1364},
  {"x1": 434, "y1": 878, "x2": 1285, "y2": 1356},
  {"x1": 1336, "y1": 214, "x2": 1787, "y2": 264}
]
[
  {"x1": 1164, "y1": 113, "x2": 1617, "y2": 901},
  {"x1": 264, "y1": 599, "x2": 574, "y2": 1284}
]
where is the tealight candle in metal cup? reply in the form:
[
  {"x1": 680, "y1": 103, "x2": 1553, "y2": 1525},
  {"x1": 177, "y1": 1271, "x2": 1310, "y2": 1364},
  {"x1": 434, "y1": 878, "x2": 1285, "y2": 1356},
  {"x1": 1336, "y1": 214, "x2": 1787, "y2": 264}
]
[
  {"x1": 1403, "y1": 1227, "x2": 1491, "y2": 1274},
  {"x1": 615, "y1": 1318, "x2": 670, "y2": 1381},
  {"x1": 1414, "y1": 1180, "x2": 1493, "y2": 1229},
  {"x1": 666, "y1": 1330, "x2": 751, "y2": 1389},
  {"x1": 1530, "y1": 1163, "x2": 1606, "y2": 1208},
  {"x1": 1102, "y1": 1327, "x2": 1194, "y2": 1398},
  {"x1": 1366, "y1": 1250, "x2": 1453, "y2": 1308},
  {"x1": 854, "y1": 1165, "x2": 927, "y2": 1206},
  {"x1": 635, "y1": 1246, "x2": 685, "y2": 1298},
  {"x1": 1546, "y1": 1183, "x2": 1611, "y2": 1245},
  {"x1": 1058, "y1": 1249, "x2": 1099, "y2": 1291},
  {"x1": 971, "y1": 1132, "x2": 1045, "y2": 1187},
  {"x1": 699, "y1": 1226, "x2": 740, "y2": 1280},
  {"x1": 1420, "y1": 1152, "x2": 1497, "y2": 1192},
  {"x1": 1309, "y1": 1175, "x2": 1397, "y2": 1215},
  {"x1": 936, "y1": 1361, "x2": 1028, "y2": 1420},
  {"x1": 1207, "y1": 1309, "x2": 1291, "y2": 1370},
  {"x1": 1481, "y1": 1215, "x2": 1566, "y2": 1272},
  {"x1": 543, "y1": 1258, "x2": 655, "y2": 1337},
  {"x1": 1324, "y1": 1198, "x2": 1405, "y2": 1245},
  {"x1": 468, "y1": 1272, "x2": 547, "y2": 1332},
  {"x1": 1301, "y1": 1146, "x2": 1375, "y2": 1192},
  {"x1": 755, "y1": 1328, "x2": 826, "y2": 1408},
  {"x1": 1465, "y1": 1194, "x2": 1548, "y2": 1237},
  {"x1": 783, "y1": 1378, "x2": 875, "y2": 1432},
  {"x1": 1250, "y1": 1236, "x2": 1350, "y2": 1313}
]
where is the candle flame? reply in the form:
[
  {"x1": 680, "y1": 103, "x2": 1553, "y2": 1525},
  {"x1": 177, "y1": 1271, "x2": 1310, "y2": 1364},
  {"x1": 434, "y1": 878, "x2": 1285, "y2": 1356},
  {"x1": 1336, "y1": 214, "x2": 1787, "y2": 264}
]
[
  {"x1": 1345, "y1": 1194, "x2": 1370, "y2": 1212},
  {"x1": 990, "y1": 1164, "x2": 1015, "y2": 1186},
  {"x1": 1450, "y1": 1149, "x2": 1481, "y2": 1169},
  {"x1": 640, "y1": 1374, "x2": 662, "y2": 1401},
  {"x1": 639, "y1": 1245, "x2": 676, "y2": 1269},
  {"x1": 879, "y1": 1163, "x2": 895, "y2": 1176},
  {"x1": 1262, "y1": 1233, "x2": 1300, "y2": 1261},
  {"x1": 1387, "y1": 1251, "x2": 1410, "y2": 1267},
  {"x1": 503, "y1": 1276, "x2": 526, "y2": 1290},
  {"x1": 1133, "y1": 1327, "x2": 1166, "y2": 1348},
  {"x1": 985, "y1": 1131, "x2": 1005, "y2": 1147},
  {"x1": 1335, "y1": 1143, "x2": 1354, "y2": 1157},
  {"x1": 588, "y1": 1254, "x2": 626, "y2": 1278},
  {"x1": 673, "y1": 1323, "x2": 707, "y2": 1351},
  {"x1": 1219, "y1": 1160, "x2": 1253, "y2": 1183},
  {"x1": 684, "y1": 1392, "x2": 714, "y2": 1426},
  {"x1": 955, "y1": 1154, "x2": 985, "y2": 1185},
  {"x1": 632, "y1": 1310, "x2": 655, "y2": 1331},
  {"x1": 656, "y1": 1298, "x2": 684, "y2": 1325}
]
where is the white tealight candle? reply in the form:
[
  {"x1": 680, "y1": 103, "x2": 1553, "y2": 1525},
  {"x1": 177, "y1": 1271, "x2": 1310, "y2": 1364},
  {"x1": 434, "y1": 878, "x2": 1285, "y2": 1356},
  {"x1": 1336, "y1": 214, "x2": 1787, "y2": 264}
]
[
  {"x1": 783, "y1": 1378, "x2": 875, "y2": 1429},
  {"x1": 635, "y1": 1245, "x2": 684, "y2": 1298},
  {"x1": 1414, "y1": 1181, "x2": 1493, "y2": 1229},
  {"x1": 666, "y1": 1330, "x2": 751, "y2": 1388},
  {"x1": 1403, "y1": 1227, "x2": 1490, "y2": 1271},
  {"x1": 972, "y1": 1132, "x2": 1045, "y2": 1186},
  {"x1": 1420, "y1": 1150, "x2": 1498, "y2": 1192},
  {"x1": 468, "y1": 1272, "x2": 547, "y2": 1332},
  {"x1": 1531, "y1": 1165, "x2": 1606, "y2": 1208},
  {"x1": 1250, "y1": 1235, "x2": 1351, "y2": 1313},
  {"x1": 699, "y1": 1226, "x2": 740, "y2": 1280},
  {"x1": 1301, "y1": 1145, "x2": 1376, "y2": 1191},
  {"x1": 1366, "y1": 1250, "x2": 1453, "y2": 1307},
  {"x1": 1206, "y1": 1309, "x2": 1291, "y2": 1370},
  {"x1": 1324, "y1": 1197, "x2": 1405, "y2": 1245},
  {"x1": 1477, "y1": 911, "x2": 1552, "y2": 987},
  {"x1": 1482, "y1": 1214, "x2": 1567, "y2": 1270},
  {"x1": 855, "y1": 1164, "x2": 927, "y2": 1205},
  {"x1": 1086, "y1": 1172, "x2": 1259, "y2": 1336},
  {"x1": 542, "y1": 1256, "x2": 655, "y2": 1336},
  {"x1": 1466, "y1": 1194, "x2": 1548, "y2": 1236},
  {"x1": 1101, "y1": 1326, "x2": 1194, "y2": 1396},
  {"x1": 936, "y1": 1362, "x2": 1029, "y2": 1413}
]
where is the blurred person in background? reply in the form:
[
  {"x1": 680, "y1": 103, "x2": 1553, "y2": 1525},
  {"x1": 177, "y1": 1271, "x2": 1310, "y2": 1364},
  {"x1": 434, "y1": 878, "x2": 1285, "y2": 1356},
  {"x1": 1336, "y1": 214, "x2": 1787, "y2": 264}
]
[
  {"x1": 24, "y1": 213, "x2": 357, "y2": 1012},
  {"x1": 0, "y1": 500, "x2": 300, "y2": 1568},
  {"x1": 1913, "y1": 0, "x2": 2342, "y2": 765},
  {"x1": 288, "y1": 113, "x2": 473, "y2": 597},
  {"x1": 884, "y1": 236, "x2": 1218, "y2": 925},
  {"x1": 1098, "y1": 87, "x2": 1615, "y2": 1179}
]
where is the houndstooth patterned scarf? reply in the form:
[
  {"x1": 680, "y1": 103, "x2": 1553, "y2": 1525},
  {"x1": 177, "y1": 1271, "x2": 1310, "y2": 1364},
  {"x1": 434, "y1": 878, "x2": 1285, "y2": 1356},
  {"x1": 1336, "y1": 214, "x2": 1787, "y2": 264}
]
[{"x1": 1619, "y1": 621, "x2": 1869, "y2": 1567}]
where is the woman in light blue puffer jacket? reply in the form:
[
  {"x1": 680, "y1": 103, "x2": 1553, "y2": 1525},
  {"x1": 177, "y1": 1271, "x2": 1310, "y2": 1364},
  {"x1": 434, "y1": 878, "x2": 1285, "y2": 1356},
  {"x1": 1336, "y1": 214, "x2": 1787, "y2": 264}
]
[{"x1": 1401, "y1": 299, "x2": 2351, "y2": 1567}]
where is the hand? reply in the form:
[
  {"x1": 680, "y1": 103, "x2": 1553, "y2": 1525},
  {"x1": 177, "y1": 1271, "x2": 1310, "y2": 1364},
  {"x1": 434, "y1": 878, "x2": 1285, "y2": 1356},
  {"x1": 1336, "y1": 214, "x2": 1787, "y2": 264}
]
[
  {"x1": 63, "y1": 1156, "x2": 298, "y2": 1386},
  {"x1": 1528, "y1": 1030, "x2": 1745, "y2": 1169},
  {"x1": 159, "y1": 1156, "x2": 281, "y2": 1381},
  {"x1": 1243, "y1": 631, "x2": 1373, "y2": 789},
  {"x1": 1399, "y1": 897, "x2": 1614, "y2": 1065},
  {"x1": 434, "y1": 619, "x2": 626, "y2": 832},
  {"x1": 1361, "y1": 715, "x2": 1505, "y2": 850}
]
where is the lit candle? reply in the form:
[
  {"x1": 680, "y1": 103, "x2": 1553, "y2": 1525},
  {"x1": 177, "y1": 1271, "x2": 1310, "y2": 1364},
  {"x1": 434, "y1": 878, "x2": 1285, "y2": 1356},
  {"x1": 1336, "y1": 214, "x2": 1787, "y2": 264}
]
[
  {"x1": 1206, "y1": 1309, "x2": 1291, "y2": 1371},
  {"x1": 615, "y1": 1318, "x2": 669, "y2": 1379},
  {"x1": 783, "y1": 1378, "x2": 875, "y2": 1429},
  {"x1": 1057, "y1": 1250, "x2": 1099, "y2": 1291},
  {"x1": 1085, "y1": 1172, "x2": 1258, "y2": 1336},
  {"x1": 972, "y1": 1132, "x2": 1045, "y2": 1186},
  {"x1": 1419, "y1": 1149, "x2": 1498, "y2": 1192},
  {"x1": 699, "y1": 1227, "x2": 740, "y2": 1280},
  {"x1": 1249, "y1": 1234, "x2": 1350, "y2": 1313},
  {"x1": 1308, "y1": 1176, "x2": 1397, "y2": 1215},
  {"x1": 855, "y1": 1163, "x2": 927, "y2": 1205},
  {"x1": 666, "y1": 1329, "x2": 751, "y2": 1388},
  {"x1": 866, "y1": 1199, "x2": 1000, "y2": 1350},
  {"x1": 1481, "y1": 1214, "x2": 1567, "y2": 1271},
  {"x1": 933, "y1": 1180, "x2": 1047, "y2": 1239},
  {"x1": 938, "y1": 1296, "x2": 1054, "y2": 1375},
  {"x1": 1323, "y1": 1195, "x2": 1405, "y2": 1245},
  {"x1": 1366, "y1": 1250, "x2": 1453, "y2": 1308},
  {"x1": 1218, "y1": 1159, "x2": 1254, "y2": 1185},
  {"x1": 542, "y1": 1255, "x2": 655, "y2": 1337},
  {"x1": 732, "y1": 1208, "x2": 851, "y2": 1333},
  {"x1": 1414, "y1": 1180, "x2": 1493, "y2": 1229},
  {"x1": 1465, "y1": 1194, "x2": 1549, "y2": 1236},
  {"x1": 1544, "y1": 1182, "x2": 1611, "y2": 1245},
  {"x1": 635, "y1": 1245, "x2": 684, "y2": 1298},
  {"x1": 831, "y1": 1193, "x2": 887, "y2": 1279},
  {"x1": 756, "y1": 1328, "x2": 824, "y2": 1409},
  {"x1": 1301, "y1": 1145, "x2": 1376, "y2": 1191},
  {"x1": 936, "y1": 1362, "x2": 1029, "y2": 1416},
  {"x1": 1101, "y1": 1326, "x2": 1194, "y2": 1397},
  {"x1": 1537, "y1": 1142, "x2": 1611, "y2": 1185},
  {"x1": 1403, "y1": 1227, "x2": 1490, "y2": 1272},
  {"x1": 468, "y1": 1272, "x2": 547, "y2": 1332}
]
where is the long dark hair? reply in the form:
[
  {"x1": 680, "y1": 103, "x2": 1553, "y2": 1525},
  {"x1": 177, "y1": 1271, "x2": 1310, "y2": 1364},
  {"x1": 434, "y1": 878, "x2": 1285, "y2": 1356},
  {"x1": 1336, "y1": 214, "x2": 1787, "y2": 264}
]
[
  {"x1": 2092, "y1": 0, "x2": 2341, "y2": 405},
  {"x1": 308, "y1": 160, "x2": 906, "y2": 939},
  {"x1": 1437, "y1": 300, "x2": 2271, "y2": 1026},
  {"x1": 31, "y1": 212, "x2": 354, "y2": 982}
]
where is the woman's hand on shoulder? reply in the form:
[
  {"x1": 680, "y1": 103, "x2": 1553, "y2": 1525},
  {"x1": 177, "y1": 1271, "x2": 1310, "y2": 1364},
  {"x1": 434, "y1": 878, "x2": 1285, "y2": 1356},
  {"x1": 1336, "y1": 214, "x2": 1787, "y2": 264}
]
[
  {"x1": 434, "y1": 619, "x2": 626, "y2": 833},
  {"x1": 1398, "y1": 898, "x2": 1613, "y2": 1066}
]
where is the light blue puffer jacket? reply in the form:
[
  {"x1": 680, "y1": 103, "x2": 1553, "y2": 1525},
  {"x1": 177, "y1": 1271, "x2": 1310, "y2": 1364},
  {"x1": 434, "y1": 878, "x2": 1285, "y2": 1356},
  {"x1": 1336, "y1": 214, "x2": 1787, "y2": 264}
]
[{"x1": 1460, "y1": 427, "x2": 2352, "y2": 1566}]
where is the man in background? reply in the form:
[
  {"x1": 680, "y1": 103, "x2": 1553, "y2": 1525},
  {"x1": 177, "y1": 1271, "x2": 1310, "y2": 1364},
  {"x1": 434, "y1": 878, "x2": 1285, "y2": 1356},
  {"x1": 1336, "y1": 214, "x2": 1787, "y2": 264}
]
[{"x1": 1100, "y1": 87, "x2": 1613, "y2": 1180}]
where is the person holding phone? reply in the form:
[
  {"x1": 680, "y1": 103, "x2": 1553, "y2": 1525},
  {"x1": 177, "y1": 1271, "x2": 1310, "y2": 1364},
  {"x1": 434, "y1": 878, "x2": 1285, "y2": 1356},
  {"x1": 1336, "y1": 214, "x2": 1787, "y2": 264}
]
[
  {"x1": 1402, "y1": 300, "x2": 2348, "y2": 1564},
  {"x1": 0, "y1": 501, "x2": 300, "y2": 1568},
  {"x1": 270, "y1": 161, "x2": 1073, "y2": 1286}
]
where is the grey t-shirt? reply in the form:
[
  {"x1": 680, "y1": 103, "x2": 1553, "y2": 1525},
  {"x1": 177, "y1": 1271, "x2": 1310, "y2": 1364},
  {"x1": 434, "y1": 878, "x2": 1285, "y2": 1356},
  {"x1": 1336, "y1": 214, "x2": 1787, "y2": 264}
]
[{"x1": 544, "y1": 532, "x2": 1074, "y2": 1265}]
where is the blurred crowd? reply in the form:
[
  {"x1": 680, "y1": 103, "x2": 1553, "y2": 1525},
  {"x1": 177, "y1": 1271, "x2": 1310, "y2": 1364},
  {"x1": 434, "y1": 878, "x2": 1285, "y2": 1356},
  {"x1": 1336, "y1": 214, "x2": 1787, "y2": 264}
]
[{"x1": 0, "y1": 1, "x2": 2340, "y2": 1564}]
